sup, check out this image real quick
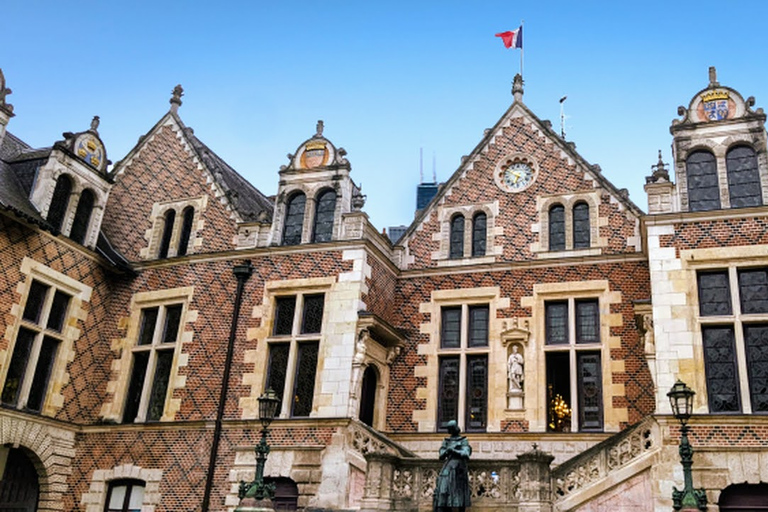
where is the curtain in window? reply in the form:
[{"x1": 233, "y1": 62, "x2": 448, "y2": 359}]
[
  {"x1": 686, "y1": 150, "x2": 720, "y2": 211},
  {"x1": 471, "y1": 212, "x2": 486, "y2": 257},
  {"x1": 726, "y1": 146, "x2": 762, "y2": 208},
  {"x1": 449, "y1": 215, "x2": 465, "y2": 259},
  {"x1": 549, "y1": 204, "x2": 565, "y2": 251},
  {"x1": 282, "y1": 193, "x2": 306, "y2": 246},
  {"x1": 69, "y1": 189, "x2": 95, "y2": 244},
  {"x1": 572, "y1": 202, "x2": 590, "y2": 249},
  {"x1": 47, "y1": 174, "x2": 73, "y2": 232},
  {"x1": 312, "y1": 189, "x2": 336, "y2": 243}
]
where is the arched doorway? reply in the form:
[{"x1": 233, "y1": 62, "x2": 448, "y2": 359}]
[
  {"x1": 719, "y1": 483, "x2": 768, "y2": 511},
  {"x1": 264, "y1": 477, "x2": 299, "y2": 511},
  {"x1": 359, "y1": 365, "x2": 378, "y2": 427},
  {"x1": 0, "y1": 447, "x2": 39, "y2": 511}
]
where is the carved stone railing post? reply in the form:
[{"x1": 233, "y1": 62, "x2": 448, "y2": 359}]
[
  {"x1": 360, "y1": 452, "x2": 398, "y2": 512},
  {"x1": 516, "y1": 445, "x2": 555, "y2": 512}
]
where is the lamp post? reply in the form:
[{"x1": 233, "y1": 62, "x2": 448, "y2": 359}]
[
  {"x1": 236, "y1": 388, "x2": 280, "y2": 512},
  {"x1": 667, "y1": 380, "x2": 707, "y2": 511}
]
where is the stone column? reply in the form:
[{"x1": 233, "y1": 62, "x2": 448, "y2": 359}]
[
  {"x1": 359, "y1": 452, "x2": 398, "y2": 512},
  {"x1": 516, "y1": 445, "x2": 555, "y2": 512}
]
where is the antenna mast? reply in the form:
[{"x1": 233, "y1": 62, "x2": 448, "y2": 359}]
[
  {"x1": 559, "y1": 95, "x2": 567, "y2": 139},
  {"x1": 419, "y1": 147, "x2": 424, "y2": 183},
  {"x1": 432, "y1": 151, "x2": 437, "y2": 182}
]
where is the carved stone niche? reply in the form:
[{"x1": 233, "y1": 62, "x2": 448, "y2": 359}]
[{"x1": 500, "y1": 318, "x2": 531, "y2": 411}]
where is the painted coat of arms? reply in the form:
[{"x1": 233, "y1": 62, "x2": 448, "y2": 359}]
[{"x1": 701, "y1": 90, "x2": 730, "y2": 121}]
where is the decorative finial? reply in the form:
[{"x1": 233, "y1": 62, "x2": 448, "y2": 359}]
[
  {"x1": 708, "y1": 66, "x2": 719, "y2": 87},
  {"x1": 90, "y1": 116, "x2": 100, "y2": 133},
  {"x1": 646, "y1": 149, "x2": 670, "y2": 184},
  {"x1": 512, "y1": 74, "x2": 524, "y2": 102},
  {"x1": 0, "y1": 68, "x2": 14, "y2": 114},
  {"x1": 315, "y1": 120, "x2": 324, "y2": 138},
  {"x1": 170, "y1": 84, "x2": 184, "y2": 113}
]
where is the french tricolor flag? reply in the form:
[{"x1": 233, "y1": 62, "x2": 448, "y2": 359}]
[{"x1": 495, "y1": 26, "x2": 523, "y2": 49}]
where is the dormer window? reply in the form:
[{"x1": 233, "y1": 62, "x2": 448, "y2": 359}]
[
  {"x1": 47, "y1": 174, "x2": 73, "y2": 232},
  {"x1": 312, "y1": 189, "x2": 336, "y2": 243},
  {"x1": 69, "y1": 189, "x2": 95, "y2": 245},
  {"x1": 726, "y1": 145, "x2": 762, "y2": 208},
  {"x1": 283, "y1": 192, "x2": 306, "y2": 246},
  {"x1": 686, "y1": 150, "x2": 720, "y2": 212}
]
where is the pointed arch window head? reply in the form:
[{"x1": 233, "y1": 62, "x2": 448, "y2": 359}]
[
  {"x1": 472, "y1": 212, "x2": 487, "y2": 257},
  {"x1": 449, "y1": 214, "x2": 465, "y2": 259},
  {"x1": 686, "y1": 150, "x2": 720, "y2": 212},
  {"x1": 283, "y1": 192, "x2": 306, "y2": 246},
  {"x1": 158, "y1": 209, "x2": 176, "y2": 259},
  {"x1": 312, "y1": 189, "x2": 336, "y2": 243},
  {"x1": 572, "y1": 201, "x2": 590, "y2": 249},
  {"x1": 69, "y1": 189, "x2": 95, "y2": 245},
  {"x1": 177, "y1": 206, "x2": 195, "y2": 256},
  {"x1": 549, "y1": 204, "x2": 565, "y2": 251},
  {"x1": 47, "y1": 174, "x2": 73, "y2": 233},
  {"x1": 726, "y1": 145, "x2": 762, "y2": 208}
]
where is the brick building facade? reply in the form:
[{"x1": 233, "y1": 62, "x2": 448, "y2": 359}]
[{"x1": 1, "y1": 67, "x2": 767, "y2": 511}]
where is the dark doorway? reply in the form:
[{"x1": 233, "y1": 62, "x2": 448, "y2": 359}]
[
  {"x1": 359, "y1": 366, "x2": 378, "y2": 427},
  {"x1": 719, "y1": 483, "x2": 768, "y2": 511},
  {"x1": 264, "y1": 477, "x2": 299, "y2": 511},
  {"x1": 0, "y1": 447, "x2": 39, "y2": 512}
]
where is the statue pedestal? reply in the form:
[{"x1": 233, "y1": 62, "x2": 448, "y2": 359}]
[
  {"x1": 507, "y1": 390, "x2": 524, "y2": 410},
  {"x1": 235, "y1": 497, "x2": 275, "y2": 512}
]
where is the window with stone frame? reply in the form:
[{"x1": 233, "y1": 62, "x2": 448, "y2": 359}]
[
  {"x1": 686, "y1": 150, "x2": 721, "y2": 212},
  {"x1": 104, "y1": 479, "x2": 145, "y2": 512},
  {"x1": 265, "y1": 293, "x2": 325, "y2": 417},
  {"x1": 47, "y1": 174, "x2": 73, "y2": 232},
  {"x1": 69, "y1": 189, "x2": 95, "y2": 245},
  {"x1": 548, "y1": 204, "x2": 565, "y2": 251},
  {"x1": 282, "y1": 192, "x2": 306, "y2": 246},
  {"x1": 437, "y1": 304, "x2": 489, "y2": 432},
  {"x1": 726, "y1": 145, "x2": 762, "y2": 209},
  {"x1": 544, "y1": 298, "x2": 603, "y2": 432},
  {"x1": 157, "y1": 209, "x2": 176, "y2": 259},
  {"x1": 472, "y1": 212, "x2": 487, "y2": 257},
  {"x1": 1, "y1": 280, "x2": 71, "y2": 412},
  {"x1": 177, "y1": 206, "x2": 195, "y2": 256},
  {"x1": 312, "y1": 189, "x2": 336, "y2": 243},
  {"x1": 449, "y1": 214, "x2": 465, "y2": 259},
  {"x1": 123, "y1": 304, "x2": 184, "y2": 423},
  {"x1": 572, "y1": 201, "x2": 590, "y2": 249},
  {"x1": 697, "y1": 267, "x2": 768, "y2": 414}
]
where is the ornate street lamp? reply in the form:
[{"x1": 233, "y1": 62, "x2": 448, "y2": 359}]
[
  {"x1": 667, "y1": 380, "x2": 707, "y2": 511},
  {"x1": 236, "y1": 388, "x2": 280, "y2": 512}
]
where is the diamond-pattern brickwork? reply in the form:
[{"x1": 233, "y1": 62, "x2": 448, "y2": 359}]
[
  {"x1": 362, "y1": 253, "x2": 397, "y2": 323},
  {"x1": 659, "y1": 217, "x2": 768, "y2": 253}
]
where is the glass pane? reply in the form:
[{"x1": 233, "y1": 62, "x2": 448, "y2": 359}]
[
  {"x1": 282, "y1": 193, "x2": 306, "y2": 246},
  {"x1": 546, "y1": 352, "x2": 571, "y2": 432},
  {"x1": 441, "y1": 307, "x2": 461, "y2": 348},
  {"x1": 727, "y1": 146, "x2": 762, "y2": 208},
  {"x1": 301, "y1": 294, "x2": 325, "y2": 334},
  {"x1": 146, "y1": 350, "x2": 174, "y2": 421},
  {"x1": 266, "y1": 343, "x2": 290, "y2": 414},
  {"x1": 739, "y1": 268, "x2": 768, "y2": 315},
  {"x1": 127, "y1": 483, "x2": 145, "y2": 510},
  {"x1": 472, "y1": 213, "x2": 486, "y2": 257},
  {"x1": 138, "y1": 307, "x2": 158, "y2": 346},
  {"x1": 549, "y1": 205, "x2": 565, "y2": 251},
  {"x1": 23, "y1": 280, "x2": 50, "y2": 324},
  {"x1": 577, "y1": 352, "x2": 603, "y2": 431},
  {"x1": 291, "y1": 341, "x2": 319, "y2": 417},
  {"x1": 46, "y1": 290, "x2": 71, "y2": 332},
  {"x1": 273, "y1": 297, "x2": 296, "y2": 336},
  {"x1": 162, "y1": 305, "x2": 183, "y2": 344},
  {"x1": 107, "y1": 484, "x2": 127, "y2": 510},
  {"x1": 449, "y1": 215, "x2": 464, "y2": 259},
  {"x1": 466, "y1": 355, "x2": 487, "y2": 431},
  {"x1": 26, "y1": 336, "x2": 59, "y2": 412},
  {"x1": 468, "y1": 305, "x2": 488, "y2": 347},
  {"x1": 744, "y1": 324, "x2": 768, "y2": 413},
  {"x1": 686, "y1": 151, "x2": 720, "y2": 212},
  {"x1": 177, "y1": 206, "x2": 195, "y2": 256},
  {"x1": 312, "y1": 189, "x2": 336, "y2": 243},
  {"x1": 573, "y1": 202, "x2": 590, "y2": 249},
  {"x1": 69, "y1": 189, "x2": 94, "y2": 244},
  {"x1": 123, "y1": 352, "x2": 149, "y2": 423},
  {"x1": 698, "y1": 271, "x2": 732, "y2": 316},
  {"x1": 702, "y1": 326, "x2": 741, "y2": 412},
  {"x1": 576, "y1": 299, "x2": 599, "y2": 343},
  {"x1": 47, "y1": 175, "x2": 72, "y2": 232},
  {"x1": 1, "y1": 328, "x2": 36, "y2": 405},
  {"x1": 546, "y1": 301, "x2": 568, "y2": 345},
  {"x1": 158, "y1": 209, "x2": 176, "y2": 259},
  {"x1": 438, "y1": 357, "x2": 460, "y2": 430}
]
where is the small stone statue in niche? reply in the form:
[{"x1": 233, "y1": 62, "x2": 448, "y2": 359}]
[
  {"x1": 433, "y1": 420, "x2": 472, "y2": 512},
  {"x1": 507, "y1": 344, "x2": 524, "y2": 393},
  {"x1": 642, "y1": 313, "x2": 655, "y2": 356}
]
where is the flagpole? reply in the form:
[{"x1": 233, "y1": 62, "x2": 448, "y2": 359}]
[{"x1": 520, "y1": 19, "x2": 524, "y2": 78}]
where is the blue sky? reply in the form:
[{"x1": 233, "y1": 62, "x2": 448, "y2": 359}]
[{"x1": 3, "y1": 1, "x2": 768, "y2": 231}]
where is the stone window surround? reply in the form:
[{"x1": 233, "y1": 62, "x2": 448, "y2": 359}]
[
  {"x1": 0, "y1": 257, "x2": 92, "y2": 417},
  {"x1": 40, "y1": 169, "x2": 107, "y2": 249},
  {"x1": 142, "y1": 195, "x2": 207, "y2": 260},
  {"x1": 100, "y1": 287, "x2": 196, "y2": 423},
  {"x1": 534, "y1": 191, "x2": 603, "y2": 259},
  {"x1": 521, "y1": 280, "x2": 625, "y2": 433},
  {"x1": 351, "y1": 327, "x2": 393, "y2": 432},
  {"x1": 432, "y1": 201, "x2": 501, "y2": 267},
  {"x1": 275, "y1": 184, "x2": 341, "y2": 246},
  {"x1": 81, "y1": 464, "x2": 163, "y2": 512}
]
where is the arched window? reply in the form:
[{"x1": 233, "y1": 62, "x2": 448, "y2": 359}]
[
  {"x1": 449, "y1": 214, "x2": 465, "y2": 259},
  {"x1": 177, "y1": 206, "x2": 195, "y2": 256},
  {"x1": 359, "y1": 365, "x2": 378, "y2": 427},
  {"x1": 549, "y1": 204, "x2": 565, "y2": 251},
  {"x1": 726, "y1": 145, "x2": 762, "y2": 208},
  {"x1": 47, "y1": 174, "x2": 73, "y2": 232},
  {"x1": 0, "y1": 447, "x2": 39, "y2": 512},
  {"x1": 312, "y1": 189, "x2": 336, "y2": 243},
  {"x1": 105, "y1": 479, "x2": 145, "y2": 512},
  {"x1": 572, "y1": 202, "x2": 590, "y2": 249},
  {"x1": 719, "y1": 483, "x2": 768, "y2": 511},
  {"x1": 686, "y1": 150, "x2": 720, "y2": 211},
  {"x1": 282, "y1": 192, "x2": 306, "y2": 246},
  {"x1": 158, "y1": 209, "x2": 176, "y2": 259},
  {"x1": 472, "y1": 212, "x2": 487, "y2": 257},
  {"x1": 69, "y1": 189, "x2": 95, "y2": 245}
]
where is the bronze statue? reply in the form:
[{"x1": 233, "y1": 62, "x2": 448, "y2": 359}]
[{"x1": 433, "y1": 420, "x2": 472, "y2": 512}]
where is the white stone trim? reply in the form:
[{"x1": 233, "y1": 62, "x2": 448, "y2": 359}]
[{"x1": 80, "y1": 463, "x2": 163, "y2": 512}]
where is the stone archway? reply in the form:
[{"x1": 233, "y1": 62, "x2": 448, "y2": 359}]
[
  {"x1": 264, "y1": 477, "x2": 299, "y2": 511},
  {"x1": 0, "y1": 447, "x2": 39, "y2": 511},
  {"x1": 719, "y1": 482, "x2": 768, "y2": 511}
]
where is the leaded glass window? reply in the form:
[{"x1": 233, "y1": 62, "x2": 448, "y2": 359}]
[
  {"x1": 546, "y1": 301, "x2": 568, "y2": 345},
  {"x1": 282, "y1": 192, "x2": 306, "y2": 246},
  {"x1": 472, "y1": 212, "x2": 487, "y2": 257},
  {"x1": 702, "y1": 325, "x2": 741, "y2": 413},
  {"x1": 744, "y1": 324, "x2": 768, "y2": 413},
  {"x1": 266, "y1": 343, "x2": 289, "y2": 414},
  {"x1": 576, "y1": 299, "x2": 599, "y2": 343},
  {"x1": 686, "y1": 150, "x2": 720, "y2": 212},
  {"x1": 177, "y1": 206, "x2": 194, "y2": 256},
  {"x1": 698, "y1": 271, "x2": 732, "y2": 316},
  {"x1": 69, "y1": 189, "x2": 95, "y2": 244},
  {"x1": 301, "y1": 294, "x2": 325, "y2": 334},
  {"x1": 47, "y1": 174, "x2": 73, "y2": 232},
  {"x1": 738, "y1": 268, "x2": 768, "y2": 315},
  {"x1": 312, "y1": 189, "x2": 336, "y2": 243},
  {"x1": 572, "y1": 202, "x2": 590, "y2": 249},
  {"x1": 105, "y1": 479, "x2": 145, "y2": 512},
  {"x1": 726, "y1": 146, "x2": 762, "y2": 209},
  {"x1": 449, "y1": 215, "x2": 465, "y2": 259},
  {"x1": 291, "y1": 341, "x2": 318, "y2": 417},
  {"x1": 468, "y1": 305, "x2": 488, "y2": 347},
  {"x1": 577, "y1": 352, "x2": 603, "y2": 431},
  {"x1": 549, "y1": 204, "x2": 565, "y2": 251},
  {"x1": 438, "y1": 357, "x2": 460, "y2": 429},
  {"x1": 441, "y1": 307, "x2": 461, "y2": 348},
  {"x1": 273, "y1": 296, "x2": 297, "y2": 336},
  {"x1": 466, "y1": 355, "x2": 488, "y2": 431},
  {"x1": 158, "y1": 209, "x2": 176, "y2": 259}
]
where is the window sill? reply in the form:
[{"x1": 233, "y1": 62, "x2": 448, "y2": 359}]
[{"x1": 537, "y1": 247, "x2": 601, "y2": 260}]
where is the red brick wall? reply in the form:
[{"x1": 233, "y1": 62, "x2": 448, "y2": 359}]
[
  {"x1": 361, "y1": 253, "x2": 397, "y2": 323},
  {"x1": 660, "y1": 216, "x2": 768, "y2": 254}
]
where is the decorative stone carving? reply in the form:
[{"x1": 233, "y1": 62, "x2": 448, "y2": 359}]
[
  {"x1": 0, "y1": 68, "x2": 13, "y2": 113},
  {"x1": 507, "y1": 344, "x2": 524, "y2": 393},
  {"x1": 501, "y1": 318, "x2": 530, "y2": 410}
]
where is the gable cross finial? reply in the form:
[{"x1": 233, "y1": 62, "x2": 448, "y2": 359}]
[
  {"x1": 708, "y1": 66, "x2": 719, "y2": 87},
  {"x1": 90, "y1": 115, "x2": 100, "y2": 133},
  {"x1": 315, "y1": 119, "x2": 324, "y2": 138},
  {"x1": 0, "y1": 68, "x2": 14, "y2": 115},
  {"x1": 170, "y1": 84, "x2": 184, "y2": 113}
]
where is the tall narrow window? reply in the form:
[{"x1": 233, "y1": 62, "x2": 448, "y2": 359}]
[
  {"x1": 69, "y1": 189, "x2": 95, "y2": 245},
  {"x1": 438, "y1": 356, "x2": 460, "y2": 428},
  {"x1": 177, "y1": 206, "x2": 194, "y2": 256},
  {"x1": 726, "y1": 146, "x2": 762, "y2": 208},
  {"x1": 105, "y1": 479, "x2": 145, "y2": 512},
  {"x1": 686, "y1": 150, "x2": 720, "y2": 212},
  {"x1": 157, "y1": 209, "x2": 176, "y2": 259},
  {"x1": 471, "y1": 212, "x2": 487, "y2": 257},
  {"x1": 549, "y1": 204, "x2": 565, "y2": 251},
  {"x1": 1, "y1": 280, "x2": 71, "y2": 412},
  {"x1": 572, "y1": 202, "x2": 590, "y2": 249},
  {"x1": 312, "y1": 189, "x2": 336, "y2": 243},
  {"x1": 282, "y1": 192, "x2": 306, "y2": 246},
  {"x1": 359, "y1": 365, "x2": 378, "y2": 427},
  {"x1": 466, "y1": 355, "x2": 488, "y2": 431},
  {"x1": 449, "y1": 215, "x2": 465, "y2": 259},
  {"x1": 123, "y1": 304, "x2": 183, "y2": 423},
  {"x1": 47, "y1": 174, "x2": 73, "y2": 232}
]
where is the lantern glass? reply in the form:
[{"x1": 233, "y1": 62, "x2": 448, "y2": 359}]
[
  {"x1": 667, "y1": 380, "x2": 695, "y2": 423},
  {"x1": 258, "y1": 388, "x2": 280, "y2": 428}
]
